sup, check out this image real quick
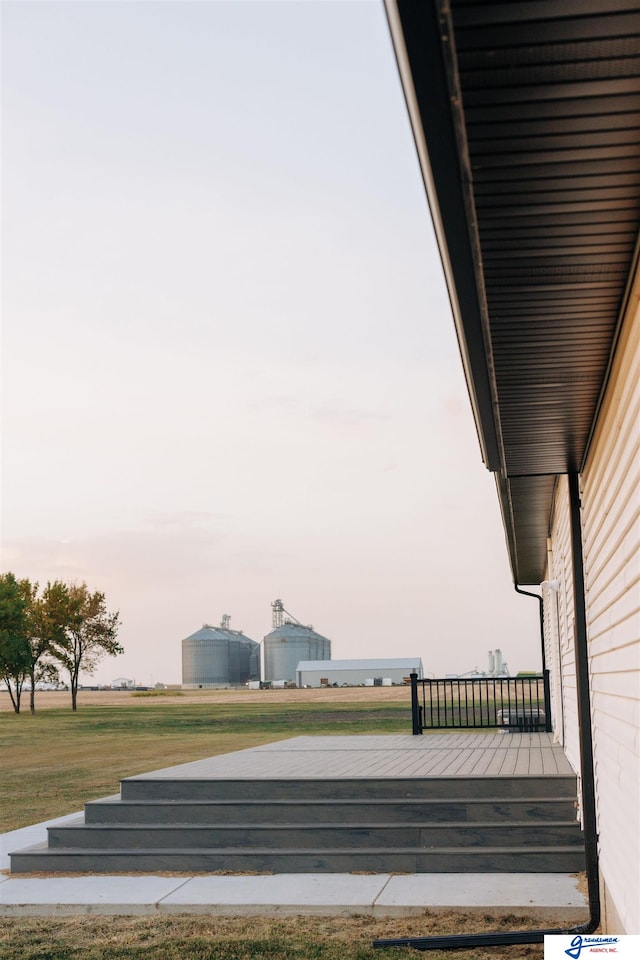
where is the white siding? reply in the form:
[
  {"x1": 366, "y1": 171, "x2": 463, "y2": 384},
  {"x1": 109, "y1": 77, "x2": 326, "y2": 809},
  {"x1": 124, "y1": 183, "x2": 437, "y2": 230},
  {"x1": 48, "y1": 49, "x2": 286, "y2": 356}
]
[
  {"x1": 542, "y1": 539, "x2": 565, "y2": 747},
  {"x1": 581, "y1": 297, "x2": 640, "y2": 935},
  {"x1": 546, "y1": 476, "x2": 581, "y2": 777},
  {"x1": 543, "y1": 296, "x2": 639, "y2": 933}
]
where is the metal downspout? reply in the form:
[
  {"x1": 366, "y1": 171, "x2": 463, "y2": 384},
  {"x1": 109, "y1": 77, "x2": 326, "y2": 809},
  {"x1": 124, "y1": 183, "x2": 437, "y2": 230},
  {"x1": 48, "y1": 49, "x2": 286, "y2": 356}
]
[
  {"x1": 514, "y1": 583, "x2": 552, "y2": 733},
  {"x1": 514, "y1": 584, "x2": 546, "y2": 671},
  {"x1": 373, "y1": 471, "x2": 600, "y2": 951},
  {"x1": 567, "y1": 470, "x2": 601, "y2": 932}
]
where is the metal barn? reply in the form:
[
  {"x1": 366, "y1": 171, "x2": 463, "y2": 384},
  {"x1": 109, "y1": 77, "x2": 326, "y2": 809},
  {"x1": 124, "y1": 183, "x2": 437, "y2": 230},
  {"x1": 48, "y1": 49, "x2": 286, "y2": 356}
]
[{"x1": 296, "y1": 657, "x2": 424, "y2": 688}]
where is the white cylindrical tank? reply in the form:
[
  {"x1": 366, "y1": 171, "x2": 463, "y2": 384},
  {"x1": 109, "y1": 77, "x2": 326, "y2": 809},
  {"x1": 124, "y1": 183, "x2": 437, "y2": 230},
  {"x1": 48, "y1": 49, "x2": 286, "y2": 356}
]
[
  {"x1": 488, "y1": 650, "x2": 496, "y2": 675},
  {"x1": 263, "y1": 622, "x2": 331, "y2": 683},
  {"x1": 495, "y1": 648, "x2": 503, "y2": 674}
]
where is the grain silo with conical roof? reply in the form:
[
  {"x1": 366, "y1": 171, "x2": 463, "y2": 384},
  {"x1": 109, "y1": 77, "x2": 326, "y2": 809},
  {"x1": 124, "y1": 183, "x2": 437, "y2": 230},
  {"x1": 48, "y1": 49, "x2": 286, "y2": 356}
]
[
  {"x1": 263, "y1": 600, "x2": 331, "y2": 683},
  {"x1": 182, "y1": 620, "x2": 260, "y2": 688}
]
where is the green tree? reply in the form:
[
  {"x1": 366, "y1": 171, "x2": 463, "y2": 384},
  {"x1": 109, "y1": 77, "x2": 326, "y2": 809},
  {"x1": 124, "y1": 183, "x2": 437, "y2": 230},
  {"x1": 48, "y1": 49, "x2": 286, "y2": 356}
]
[
  {"x1": 49, "y1": 582, "x2": 122, "y2": 710},
  {"x1": 25, "y1": 580, "x2": 72, "y2": 714},
  {"x1": 0, "y1": 573, "x2": 32, "y2": 714}
]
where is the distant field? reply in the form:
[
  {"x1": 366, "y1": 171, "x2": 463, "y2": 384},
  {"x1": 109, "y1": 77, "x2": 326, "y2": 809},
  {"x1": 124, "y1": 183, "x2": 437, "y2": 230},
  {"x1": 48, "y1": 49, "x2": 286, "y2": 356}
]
[
  {"x1": 1, "y1": 685, "x2": 412, "y2": 711},
  {"x1": 0, "y1": 687, "x2": 413, "y2": 832}
]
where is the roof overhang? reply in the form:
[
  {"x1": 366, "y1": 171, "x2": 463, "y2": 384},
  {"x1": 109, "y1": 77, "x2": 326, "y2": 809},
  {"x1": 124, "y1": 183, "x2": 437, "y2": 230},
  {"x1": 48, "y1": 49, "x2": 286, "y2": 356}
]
[{"x1": 385, "y1": 0, "x2": 640, "y2": 583}]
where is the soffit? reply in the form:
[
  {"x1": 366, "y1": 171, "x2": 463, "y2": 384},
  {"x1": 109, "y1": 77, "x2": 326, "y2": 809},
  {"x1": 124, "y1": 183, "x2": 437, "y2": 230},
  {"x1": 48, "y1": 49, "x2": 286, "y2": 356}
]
[{"x1": 387, "y1": 0, "x2": 640, "y2": 582}]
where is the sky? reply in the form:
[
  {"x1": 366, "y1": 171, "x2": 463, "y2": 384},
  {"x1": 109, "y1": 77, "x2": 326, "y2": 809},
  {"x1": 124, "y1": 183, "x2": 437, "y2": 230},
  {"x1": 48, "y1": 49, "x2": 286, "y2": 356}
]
[{"x1": 1, "y1": 0, "x2": 541, "y2": 686}]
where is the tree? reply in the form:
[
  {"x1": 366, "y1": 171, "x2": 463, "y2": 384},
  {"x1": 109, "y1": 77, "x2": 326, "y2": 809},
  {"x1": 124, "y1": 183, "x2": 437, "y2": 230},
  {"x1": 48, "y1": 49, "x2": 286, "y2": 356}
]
[
  {"x1": 25, "y1": 581, "x2": 70, "y2": 715},
  {"x1": 49, "y1": 582, "x2": 122, "y2": 710},
  {"x1": 0, "y1": 573, "x2": 32, "y2": 714}
]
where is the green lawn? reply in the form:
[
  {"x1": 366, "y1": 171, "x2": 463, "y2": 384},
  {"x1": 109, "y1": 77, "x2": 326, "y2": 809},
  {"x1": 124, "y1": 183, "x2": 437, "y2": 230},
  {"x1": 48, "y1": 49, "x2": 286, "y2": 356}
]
[{"x1": 1, "y1": 697, "x2": 411, "y2": 831}]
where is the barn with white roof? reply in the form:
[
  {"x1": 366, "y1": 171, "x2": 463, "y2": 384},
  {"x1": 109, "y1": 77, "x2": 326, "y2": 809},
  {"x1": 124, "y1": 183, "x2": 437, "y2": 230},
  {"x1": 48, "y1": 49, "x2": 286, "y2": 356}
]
[{"x1": 296, "y1": 658, "x2": 423, "y2": 688}]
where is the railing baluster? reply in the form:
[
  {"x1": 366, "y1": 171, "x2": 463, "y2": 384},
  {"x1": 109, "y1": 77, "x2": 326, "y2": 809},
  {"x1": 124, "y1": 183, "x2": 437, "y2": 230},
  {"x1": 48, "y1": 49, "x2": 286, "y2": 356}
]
[{"x1": 443, "y1": 679, "x2": 448, "y2": 728}]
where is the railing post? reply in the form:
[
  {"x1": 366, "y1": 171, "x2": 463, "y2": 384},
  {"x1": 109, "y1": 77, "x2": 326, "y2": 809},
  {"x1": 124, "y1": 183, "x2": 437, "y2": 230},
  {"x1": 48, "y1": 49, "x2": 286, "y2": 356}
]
[
  {"x1": 410, "y1": 672, "x2": 422, "y2": 735},
  {"x1": 543, "y1": 668, "x2": 552, "y2": 732}
]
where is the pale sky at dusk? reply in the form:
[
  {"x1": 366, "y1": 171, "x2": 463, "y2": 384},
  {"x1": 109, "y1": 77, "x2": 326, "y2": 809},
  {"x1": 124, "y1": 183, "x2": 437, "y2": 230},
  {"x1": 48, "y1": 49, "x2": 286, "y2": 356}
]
[{"x1": 1, "y1": 0, "x2": 540, "y2": 686}]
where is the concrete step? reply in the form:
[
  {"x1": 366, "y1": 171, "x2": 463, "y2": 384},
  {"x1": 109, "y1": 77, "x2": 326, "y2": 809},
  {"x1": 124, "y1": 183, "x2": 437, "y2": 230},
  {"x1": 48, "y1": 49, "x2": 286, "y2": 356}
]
[
  {"x1": 10, "y1": 843, "x2": 587, "y2": 875},
  {"x1": 48, "y1": 821, "x2": 583, "y2": 851},
  {"x1": 120, "y1": 775, "x2": 578, "y2": 803},
  {"x1": 84, "y1": 796, "x2": 578, "y2": 825}
]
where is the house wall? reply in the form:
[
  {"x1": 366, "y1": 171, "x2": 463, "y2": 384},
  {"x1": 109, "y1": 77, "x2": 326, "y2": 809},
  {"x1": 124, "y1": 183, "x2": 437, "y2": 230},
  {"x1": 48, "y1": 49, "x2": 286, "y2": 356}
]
[
  {"x1": 544, "y1": 296, "x2": 640, "y2": 933},
  {"x1": 545, "y1": 479, "x2": 580, "y2": 771},
  {"x1": 543, "y1": 534, "x2": 565, "y2": 746},
  {"x1": 581, "y1": 294, "x2": 640, "y2": 935}
]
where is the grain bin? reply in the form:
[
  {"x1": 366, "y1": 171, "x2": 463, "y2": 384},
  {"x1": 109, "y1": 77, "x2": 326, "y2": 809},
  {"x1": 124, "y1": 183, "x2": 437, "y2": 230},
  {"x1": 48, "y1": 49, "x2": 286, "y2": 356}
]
[
  {"x1": 263, "y1": 621, "x2": 331, "y2": 683},
  {"x1": 182, "y1": 623, "x2": 260, "y2": 688}
]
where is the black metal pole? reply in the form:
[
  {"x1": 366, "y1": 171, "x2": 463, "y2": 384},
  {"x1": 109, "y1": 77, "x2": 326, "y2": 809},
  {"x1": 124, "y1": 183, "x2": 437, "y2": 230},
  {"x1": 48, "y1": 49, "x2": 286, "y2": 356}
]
[
  {"x1": 410, "y1": 672, "x2": 421, "y2": 735},
  {"x1": 568, "y1": 470, "x2": 601, "y2": 931},
  {"x1": 543, "y1": 668, "x2": 552, "y2": 733}
]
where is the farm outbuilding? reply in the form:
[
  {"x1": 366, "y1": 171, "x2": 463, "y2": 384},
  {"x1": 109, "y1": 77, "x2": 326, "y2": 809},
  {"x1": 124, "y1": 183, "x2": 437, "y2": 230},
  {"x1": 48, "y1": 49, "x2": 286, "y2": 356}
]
[{"x1": 296, "y1": 658, "x2": 423, "y2": 688}]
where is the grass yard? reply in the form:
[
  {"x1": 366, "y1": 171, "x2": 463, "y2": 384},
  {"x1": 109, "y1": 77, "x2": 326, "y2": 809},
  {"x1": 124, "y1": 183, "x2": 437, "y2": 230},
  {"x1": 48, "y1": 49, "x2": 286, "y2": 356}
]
[
  {"x1": 1, "y1": 690, "x2": 412, "y2": 832},
  {"x1": 1, "y1": 691, "x2": 564, "y2": 958},
  {"x1": 0, "y1": 914, "x2": 547, "y2": 960}
]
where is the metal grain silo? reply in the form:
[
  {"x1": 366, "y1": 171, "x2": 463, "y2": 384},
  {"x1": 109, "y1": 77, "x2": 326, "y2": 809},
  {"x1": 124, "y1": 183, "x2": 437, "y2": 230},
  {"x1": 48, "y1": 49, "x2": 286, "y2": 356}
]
[
  {"x1": 182, "y1": 623, "x2": 260, "y2": 688},
  {"x1": 225, "y1": 630, "x2": 261, "y2": 685},
  {"x1": 263, "y1": 621, "x2": 331, "y2": 683}
]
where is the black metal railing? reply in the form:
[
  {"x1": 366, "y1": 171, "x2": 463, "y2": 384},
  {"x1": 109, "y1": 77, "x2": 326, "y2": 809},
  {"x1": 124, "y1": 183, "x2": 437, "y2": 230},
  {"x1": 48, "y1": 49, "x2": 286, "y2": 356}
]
[{"x1": 410, "y1": 672, "x2": 552, "y2": 734}]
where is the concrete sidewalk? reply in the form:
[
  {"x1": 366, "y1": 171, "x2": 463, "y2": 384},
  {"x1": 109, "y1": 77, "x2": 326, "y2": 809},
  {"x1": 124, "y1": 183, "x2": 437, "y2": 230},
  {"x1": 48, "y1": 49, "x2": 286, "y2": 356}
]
[{"x1": 0, "y1": 815, "x2": 589, "y2": 919}]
